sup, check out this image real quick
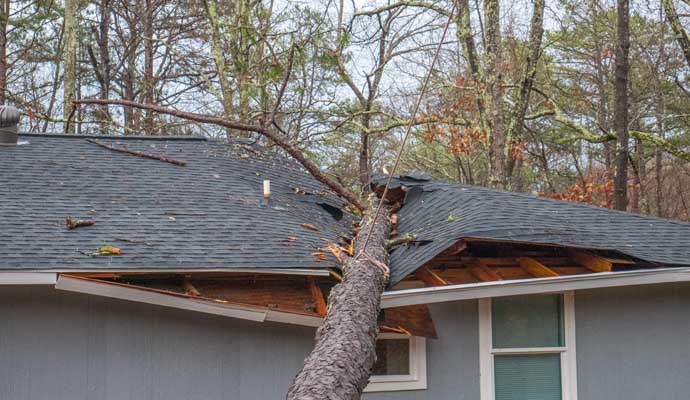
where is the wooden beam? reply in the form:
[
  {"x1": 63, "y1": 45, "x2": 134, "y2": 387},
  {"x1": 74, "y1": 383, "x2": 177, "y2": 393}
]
[
  {"x1": 182, "y1": 278, "x2": 201, "y2": 296},
  {"x1": 415, "y1": 265, "x2": 450, "y2": 286},
  {"x1": 466, "y1": 259, "x2": 503, "y2": 282},
  {"x1": 439, "y1": 239, "x2": 467, "y2": 257},
  {"x1": 519, "y1": 257, "x2": 560, "y2": 278},
  {"x1": 308, "y1": 277, "x2": 328, "y2": 317},
  {"x1": 571, "y1": 250, "x2": 613, "y2": 272}
]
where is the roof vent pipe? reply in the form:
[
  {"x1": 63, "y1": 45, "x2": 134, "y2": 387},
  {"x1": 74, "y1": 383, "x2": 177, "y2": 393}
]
[{"x1": 0, "y1": 106, "x2": 20, "y2": 147}]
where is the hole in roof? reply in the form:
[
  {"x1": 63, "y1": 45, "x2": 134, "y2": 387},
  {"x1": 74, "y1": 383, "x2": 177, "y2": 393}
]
[
  {"x1": 403, "y1": 186, "x2": 424, "y2": 205},
  {"x1": 317, "y1": 202, "x2": 343, "y2": 221}
]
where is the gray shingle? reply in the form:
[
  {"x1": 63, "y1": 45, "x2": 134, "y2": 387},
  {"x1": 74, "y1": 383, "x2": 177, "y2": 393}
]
[
  {"x1": 0, "y1": 134, "x2": 352, "y2": 272},
  {"x1": 384, "y1": 175, "x2": 690, "y2": 284}
]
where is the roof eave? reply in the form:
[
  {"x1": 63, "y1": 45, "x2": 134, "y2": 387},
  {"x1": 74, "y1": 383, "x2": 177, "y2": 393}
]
[{"x1": 381, "y1": 266, "x2": 690, "y2": 308}]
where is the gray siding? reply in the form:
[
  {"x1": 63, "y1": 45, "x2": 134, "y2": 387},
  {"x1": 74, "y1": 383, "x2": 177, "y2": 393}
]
[
  {"x1": 367, "y1": 300, "x2": 480, "y2": 400},
  {"x1": 5, "y1": 283, "x2": 689, "y2": 400},
  {"x1": 0, "y1": 286, "x2": 479, "y2": 400},
  {"x1": 576, "y1": 283, "x2": 690, "y2": 400}
]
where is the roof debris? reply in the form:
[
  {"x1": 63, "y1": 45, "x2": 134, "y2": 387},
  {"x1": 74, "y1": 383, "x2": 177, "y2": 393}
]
[
  {"x1": 86, "y1": 138, "x2": 187, "y2": 166},
  {"x1": 66, "y1": 216, "x2": 96, "y2": 230},
  {"x1": 79, "y1": 245, "x2": 121, "y2": 257},
  {"x1": 301, "y1": 223, "x2": 321, "y2": 231}
]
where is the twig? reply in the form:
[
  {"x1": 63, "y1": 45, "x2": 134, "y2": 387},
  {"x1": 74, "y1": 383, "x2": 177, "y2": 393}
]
[
  {"x1": 86, "y1": 139, "x2": 187, "y2": 166},
  {"x1": 114, "y1": 236, "x2": 152, "y2": 246},
  {"x1": 66, "y1": 216, "x2": 96, "y2": 230},
  {"x1": 64, "y1": 102, "x2": 78, "y2": 133},
  {"x1": 386, "y1": 233, "x2": 417, "y2": 249}
]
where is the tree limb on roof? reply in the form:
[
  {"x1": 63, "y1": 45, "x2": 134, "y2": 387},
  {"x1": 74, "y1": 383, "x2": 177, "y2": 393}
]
[
  {"x1": 74, "y1": 99, "x2": 366, "y2": 211},
  {"x1": 86, "y1": 138, "x2": 187, "y2": 166}
]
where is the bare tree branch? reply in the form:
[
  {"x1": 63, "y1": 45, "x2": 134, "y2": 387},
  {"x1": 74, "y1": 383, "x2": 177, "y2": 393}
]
[{"x1": 74, "y1": 98, "x2": 366, "y2": 211}]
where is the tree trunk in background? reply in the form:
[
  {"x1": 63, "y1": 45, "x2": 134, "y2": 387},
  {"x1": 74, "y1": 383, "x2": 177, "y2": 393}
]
[
  {"x1": 64, "y1": 0, "x2": 77, "y2": 133},
  {"x1": 124, "y1": 45, "x2": 137, "y2": 133},
  {"x1": 203, "y1": 0, "x2": 234, "y2": 136},
  {"x1": 98, "y1": 0, "x2": 112, "y2": 130},
  {"x1": 236, "y1": 0, "x2": 251, "y2": 125},
  {"x1": 613, "y1": 0, "x2": 630, "y2": 210},
  {"x1": 663, "y1": 0, "x2": 690, "y2": 70},
  {"x1": 143, "y1": 0, "x2": 155, "y2": 134},
  {"x1": 0, "y1": 0, "x2": 9, "y2": 105},
  {"x1": 505, "y1": 0, "x2": 545, "y2": 182},
  {"x1": 484, "y1": 0, "x2": 506, "y2": 189},
  {"x1": 287, "y1": 197, "x2": 391, "y2": 399}
]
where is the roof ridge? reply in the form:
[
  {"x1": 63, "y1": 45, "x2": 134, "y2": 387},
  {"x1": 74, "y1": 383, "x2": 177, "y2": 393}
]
[
  {"x1": 19, "y1": 133, "x2": 208, "y2": 141},
  {"x1": 424, "y1": 180, "x2": 690, "y2": 228}
]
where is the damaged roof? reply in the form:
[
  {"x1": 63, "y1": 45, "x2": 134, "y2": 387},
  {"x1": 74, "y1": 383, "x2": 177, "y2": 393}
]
[
  {"x1": 0, "y1": 134, "x2": 351, "y2": 272},
  {"x1": 385, "y1": 173, "x2": 690, "y2": 284}
]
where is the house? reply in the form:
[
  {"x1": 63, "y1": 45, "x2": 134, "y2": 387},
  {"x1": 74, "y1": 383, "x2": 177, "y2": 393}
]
[{"x1": 2, "y1": 133, "x2": 690, "y2": 400}]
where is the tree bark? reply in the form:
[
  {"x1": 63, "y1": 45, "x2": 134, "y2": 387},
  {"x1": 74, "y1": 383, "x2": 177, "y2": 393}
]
[
  {"x1": 613, "y1": 0, "x2": 630, "y2": 210},
  {"x1": 505, "y1": 0, "x2": 545, "y2": 180},
  {"x1": 287, "y1": 195, "x2": 391, "y2": 399},
  {"x1": 662, "y1": 0, "x2": 690, "y2": 70},
  {"x1": 0, "y1": 0, "x2": 9, "y2": 105},
  {"x1": 203, "y1": 0, "x2": 234, "y2": 135},
  {"x1": 64, "y1": 0, "x2": 78, "y2": 133},
  {"x1": 483, "y1": 0, "x2": 506, "y2": 188},
  {"x1": 143, "y1": 0, "x2": 155, "y2": 134}
]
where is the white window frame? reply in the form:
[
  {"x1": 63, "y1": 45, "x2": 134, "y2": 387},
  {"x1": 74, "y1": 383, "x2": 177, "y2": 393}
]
[
  {"x1": 479, "y1": 291, "x2": 577, "y2": 400},
  {"x1": 364, "y1": 333, "x2": 427, "y2": 392}
]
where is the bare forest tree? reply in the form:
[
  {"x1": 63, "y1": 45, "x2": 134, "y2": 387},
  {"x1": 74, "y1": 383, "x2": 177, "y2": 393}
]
[{"x1": 5, "y1": 1, "x2": 690, "y2": 396}]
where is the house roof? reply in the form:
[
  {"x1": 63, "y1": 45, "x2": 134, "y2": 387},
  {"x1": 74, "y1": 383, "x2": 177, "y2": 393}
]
[
  {"x1": 385, "y1": 173, "x2": 690, "y2": 284},
  {"x1": 0, "y1": 134, "x2": 351, "y2": 272}
]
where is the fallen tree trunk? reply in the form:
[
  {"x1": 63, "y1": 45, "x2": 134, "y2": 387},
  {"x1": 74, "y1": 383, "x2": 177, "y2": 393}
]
[
  {"x1": 73, "y1": 98, "x2": 393, "y2": 400},
  {"x1": 288, "y1": 195, "x2": 392, "y2": 400}
]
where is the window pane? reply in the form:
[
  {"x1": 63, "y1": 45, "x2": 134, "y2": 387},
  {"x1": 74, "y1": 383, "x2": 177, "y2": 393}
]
[
  {"x1": 492, "y1": 294, "x2": 564, "y2": 348},
  {"x1": 494, "y1": 354, "x2": 562, "y2": 400},
  {"x1": 372, "y1": 339, "x2": 410, "y2": 375}
]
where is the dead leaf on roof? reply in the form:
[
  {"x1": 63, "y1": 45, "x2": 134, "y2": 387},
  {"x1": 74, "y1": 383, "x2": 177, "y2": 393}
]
[
  {"x1": 79, "y1": 245, "x2": 121, "y2": 257},
  {"x1": 98, "y1": 246, "x2": 121, "y2": 255},
  {"x1": 66, "y1": 216, "x2": 96, "y2": 230},
  {"x1": 311, "y1": 252, "x2": 328, "y2": 261},
  {"x1": 321, "y1": 238, "x2": 350, "y2": 262},
  {"x1": 284, "y1": 236, "x2": 298, "y2": 242},
  {"x1": 301, "y1": 223, "x2": 321, "y2": 231}
]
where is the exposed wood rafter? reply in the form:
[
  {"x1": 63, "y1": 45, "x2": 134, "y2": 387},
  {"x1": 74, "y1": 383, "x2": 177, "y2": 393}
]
[
  {"x1": 182, "y1": 277, "x2": 201, "y2": 296},
  {"x1": 415, "y1": 265, "x2": 450, "y2": 286},
  {"x1": 466, "y1": 259, "x2": 503, "y2": 281},
  {"x1": 571, "y1": 250, "x2": 613, "y2": 272},
  {"x1": 519, "y1": 257, "x2": 560, "y2": 278},
  {"x1": 439, "y1": 240, "x2": 467, "y2": 257},
  {"x1": 308, "y1": 277, "x2": 328, "y2": 317}
]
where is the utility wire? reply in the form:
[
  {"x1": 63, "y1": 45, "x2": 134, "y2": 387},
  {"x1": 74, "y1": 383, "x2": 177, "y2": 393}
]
[{"x1": 358, "y1": 2, "x2": 457, "y2": 260}]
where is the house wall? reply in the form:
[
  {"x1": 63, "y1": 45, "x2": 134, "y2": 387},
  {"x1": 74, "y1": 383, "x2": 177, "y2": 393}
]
[
  {"x1": 0, "y1": 286, "x2": 479, "y2": 400},
  {"x1": 575, "y1": 283, "x2": 690, "y2": 400},
  {"x1": 1, "y1": 283, "x2": 689, "y2": 400}
]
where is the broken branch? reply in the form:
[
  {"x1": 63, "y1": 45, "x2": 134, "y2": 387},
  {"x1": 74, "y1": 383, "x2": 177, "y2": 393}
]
[
  {"x1": 386, "y1": 233, "x2": 417, "y2": 248},
  {"x1": 74, "y1": 99, "x2": 365, "y2": 211},
  {"x1": 86, "y1": 139, "x2": 187, "y2": 166},
  {"x1": 66, "y1": 216, "x2": 96, "y2": 230}
]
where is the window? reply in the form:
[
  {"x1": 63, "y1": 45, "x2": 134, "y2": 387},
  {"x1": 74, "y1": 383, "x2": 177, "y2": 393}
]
[
  {"x1": 364, "y1": 333, "x2": 427, "y2": 392},
  {"x1": 479, "y1": 292, "x2": 577, "y2": 400}
]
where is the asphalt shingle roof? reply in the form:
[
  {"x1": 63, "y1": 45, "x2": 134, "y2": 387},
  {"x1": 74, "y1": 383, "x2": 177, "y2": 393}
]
[
  {"x1": 0, "y1": 134, "x2": 351, "y2": 272},
  {"x1": 385, "y1": 173, "x2": 690, "y2": 284}
]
